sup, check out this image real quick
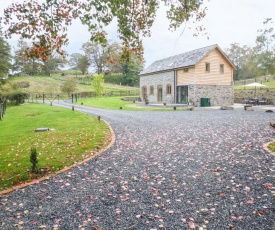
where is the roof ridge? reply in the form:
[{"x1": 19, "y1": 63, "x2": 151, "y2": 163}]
[
  {"x1": 140, "y1": 44, "x2": 222, "y2": 75},
  {"x1": 153, "y1": 44, "x2": 217, "y2": 63}
]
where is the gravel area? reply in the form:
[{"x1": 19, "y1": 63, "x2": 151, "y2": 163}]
[{"x1": 1, "y1": 103, "x2": 275, "y2": 230}]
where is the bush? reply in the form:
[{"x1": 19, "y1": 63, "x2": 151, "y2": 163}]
[
  {"x1": 6, "y1": 92, "x2": 29, "y2": 105},
  {"x1": 30, "y1": 147, "x2": 38, "y2": 173},
  {"x1": 104, "y1": 74, "x2": 139, "y2": 87}
]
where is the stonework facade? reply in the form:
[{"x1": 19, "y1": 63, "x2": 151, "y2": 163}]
[
  {"x1": 188, "y1": 84, "x2": 234, "y2": 107},
  {"x1": 140, "y1": 71, "x2": 175, "y2": 104}
]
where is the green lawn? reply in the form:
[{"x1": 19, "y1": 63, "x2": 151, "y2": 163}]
[
  {"x1": 0, "y1": 103, "x2": 111, "y2": 191},
  {"x1": 77, "y1": 96, "x2": 192, "y2": 111}
]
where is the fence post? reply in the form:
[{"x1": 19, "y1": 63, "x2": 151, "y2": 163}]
[
  {"x1": 43, "y1": 94, "x2": 45, "y2": 104},
  {"x1": 3, "y1": 99, "x2": 6, "y2": 115},
  {"x1": 72, "y1": 94, "x2": 74, "y2": 104},
  {"x1": 0, "y1": 103, "x2": 2, "y2": 120}
]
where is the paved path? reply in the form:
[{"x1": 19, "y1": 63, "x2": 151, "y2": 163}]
[{"x1": 1, "y1": 103, "x2": 275, "y2": 229}]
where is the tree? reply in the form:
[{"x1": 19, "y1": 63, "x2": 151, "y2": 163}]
[
  {"x1": 121, "y1": 55, "x2": 144, "y2": 86},
  {"x1": 226, "y1": 43, "x2": 259, "y2": 81},
  {"x1": 82, "y1": 41, "x2": 122, "y2": 74},
  {"x1": 13, "y1": 38, "x2": 27, "y2": 74},
  {"x1": 60, "y1": 78, "x2": 77, "y2": 95},
  {"x1": 13, "y1": 39, "x2": 42, "y2": 75},
  {"x1": 82, "y1": 42, "x2": 106, "y2": 74},
  {"x1": 1, "y1": 0, "x2": 207, "y2": 62},
  {"x1": 92, "y1": 74, "x2": 104, "y2": 96},
  {"x1": 77, "y1": 55, "x2": 89, "y2": 75},
  {"x1": 255, "y1": 18, "x2": 275, "y2": 77},
  {"x1": 69, "y1": 53, "x2": 82, "y2": 70},
  {"x1": 0, "y1": 27, "x2": 11, "y2": 78},
  {"x1": 43, "y1": 55, "x2": 67, "y2": 76}
]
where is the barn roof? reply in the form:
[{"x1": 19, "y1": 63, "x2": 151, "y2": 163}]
[{"x1": 139, "y1": 44, "x2": 234, "y2": 75}]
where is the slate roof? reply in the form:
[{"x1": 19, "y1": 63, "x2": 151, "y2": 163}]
[{"x1": 140, "y1": 44, "x2": 218, "y2": 75}]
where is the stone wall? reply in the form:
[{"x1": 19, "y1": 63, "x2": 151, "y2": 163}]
[
  {"x1": 140, "y1": 71, "x2": 175, "y2": 103},
  {"x1": 140, "y1": 73, "x2": 234, "y2": 106},
  {"x1": 188, "y1": 85, "x2": 234, "y2": 107}
]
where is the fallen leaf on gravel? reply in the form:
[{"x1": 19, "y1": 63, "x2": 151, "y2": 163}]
[
  {"x1": 188, "y1": 221, "x2": 196, "y2": 229},
  {"x1": 56, "y1": 219, "x2": 62, "y2": 223},
  {"x1": 258, "y1": 210, "x2": 264, "y2": 216},
  {"x1": 91, "y1": 227, "x2": 102, "y2": 230},
  {"x1": 262, "y1": 183, "x2": 274, "y2": 190},
  {"x1": 219, "y1": 192, "x2": 225, "y2": 197},
  {"x1": 212, "y1": 167, "x2": 222, "y2": 172}
]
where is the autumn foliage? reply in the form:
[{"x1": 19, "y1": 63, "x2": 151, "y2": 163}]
[{"x1": 1, "y1": 0, "x2": 207, "y2": 62}]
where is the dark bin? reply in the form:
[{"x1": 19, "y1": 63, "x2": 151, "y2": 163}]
[{"x1": 201, "y1": 98, "x2": 210, "y2": 107}]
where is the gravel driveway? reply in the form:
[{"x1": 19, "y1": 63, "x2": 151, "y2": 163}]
[{"x1": 1, "y1": 104, "x2": 275, "y2": 230}]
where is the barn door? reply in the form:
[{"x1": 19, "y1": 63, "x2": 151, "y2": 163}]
[
  {"x1": 142, "y1": 86, "x2": 147, "y2": 101},
  {"x1": 177, "y1": 86, "x2": 188, "y2": 104},
  {"x1": 157, "y1": 86, "x2": 163, "y2": 102}
]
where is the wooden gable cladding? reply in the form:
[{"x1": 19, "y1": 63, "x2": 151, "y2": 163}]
[
  {"x1": 176, "y1": 47, "x2": 233, "y2": 86},
  {"x1": 195, "y1": 48, "x2": 233, "y2": 85},
  {"x1": 177, "y1": 66, "x2": 196, "y2": 85}
]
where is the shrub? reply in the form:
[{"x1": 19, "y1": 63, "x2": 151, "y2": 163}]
[
  {"x1": 30, "y1": 147, "x2": 38, "y2": 173},
  {"x1": 6, "y1": 92, "x2": 29, "y2": 105}
]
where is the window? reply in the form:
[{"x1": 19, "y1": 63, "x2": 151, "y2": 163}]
[
  {"x1": 166, "y1": 84, "x2": 172, "y2": 95},
  {"x1": 184, "y1": 68, "x2": 189, "y2": 73},
  {"x1": 150, "y1": 85, "x2": 154, "y2": 95},
  {"x1": 205, "y1": 62, "x2": 210, "y2": 72},
  {"x1": 220, "y1": 64, "x2": 224, "y2": 74}
]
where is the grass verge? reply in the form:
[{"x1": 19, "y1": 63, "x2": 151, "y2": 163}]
[
  {"x1": 77, "y1": 97, "x2": 189, "y2": 111},
  {"x1": 267, "y1": 142, "x2": 275, "y2": 152},
  {"x1": 0, "y1": 103, "x2": 111, "y2": 191}
]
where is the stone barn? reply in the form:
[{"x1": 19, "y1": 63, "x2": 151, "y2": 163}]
[{"x1": 139, "y1": 44, "x2": 236, "y2": 107}]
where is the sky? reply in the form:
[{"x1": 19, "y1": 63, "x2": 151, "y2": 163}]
[{"x1": 0, "y1": 0, "x2": 275, "y2": 68}]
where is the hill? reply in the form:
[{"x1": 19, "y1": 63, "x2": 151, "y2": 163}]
[{"x1": 2, "y1": 73, "x2": 139, "y2": 95}]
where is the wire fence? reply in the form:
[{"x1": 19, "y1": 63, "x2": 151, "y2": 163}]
[{"x1": 26, "y1": 89, "x2": 140, "y2": 104}]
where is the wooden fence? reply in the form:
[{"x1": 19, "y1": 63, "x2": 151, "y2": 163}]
[{"x1": 0, "y1": 99, "x2": 7, "y2": 120}]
